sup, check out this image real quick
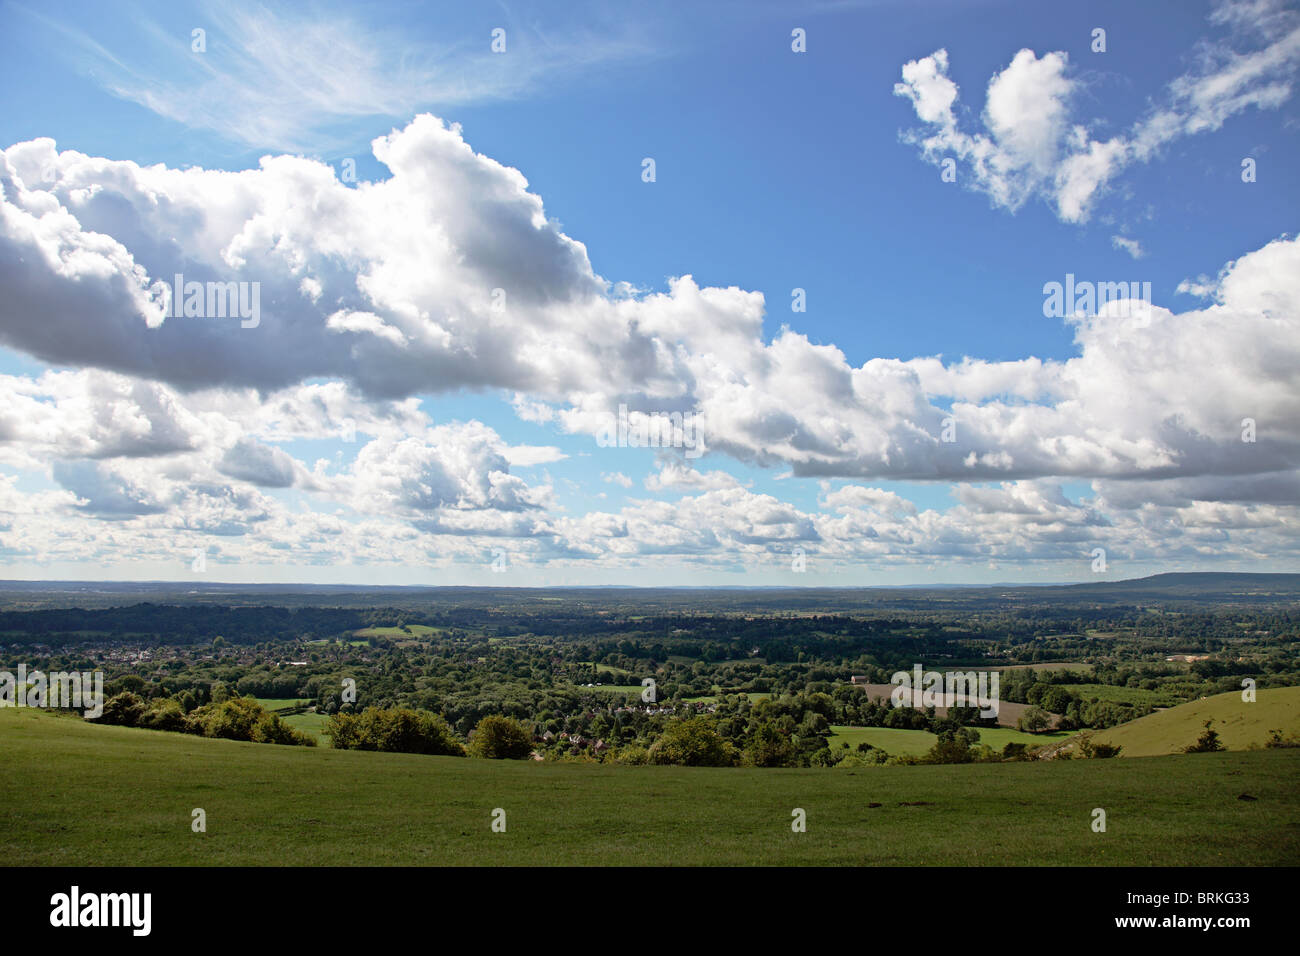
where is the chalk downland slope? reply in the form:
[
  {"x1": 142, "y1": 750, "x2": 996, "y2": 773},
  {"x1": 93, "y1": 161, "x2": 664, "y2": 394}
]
[{"x1": 1092, "y1": 686, "x2": 1300, "y2": 758}]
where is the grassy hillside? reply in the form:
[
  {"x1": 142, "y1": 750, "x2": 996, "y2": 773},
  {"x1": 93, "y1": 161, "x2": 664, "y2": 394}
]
[
  {"x1": 2, "y1": 709, "x2": 1296, "y2": 866},
  {"x1": 1093, "y1": 685, "x2": 1300, "y2": 757}
]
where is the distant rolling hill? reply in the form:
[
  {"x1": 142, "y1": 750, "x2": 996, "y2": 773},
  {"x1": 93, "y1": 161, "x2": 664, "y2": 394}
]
[
  {"x1": 1093, "y1": 686, "x2": 1300, "y2": 757},
  {"x1": 1, "y1": 571, "x2": 1298, "y2": 612},
  {"x1": 1037, "y1": 572, "x2": 1300, "y2": 602}
]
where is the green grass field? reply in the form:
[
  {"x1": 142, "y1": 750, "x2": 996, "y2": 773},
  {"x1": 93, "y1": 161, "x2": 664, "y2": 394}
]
[
  {"x1": 252, "y1": 698, "x2": 312, "y2": 712},
  {"x1": 281, "y1": 711, "x2": 330, "y2": 742},
  {"x1": 353, "y1": 625, "x2": 441, "y2": 639},
  {"x1": 828, "y1": 726, "x2": 937, "y2": 755},
  {"x1": 827, "y1": 725, "x2": 1074, "y2": 755},
  {"x1": 1093, "y1": 686, "x2": 1300, "y2": 757},
  {"x1": 2, "y1": 708, "x2": 1296, "y2": 866}
]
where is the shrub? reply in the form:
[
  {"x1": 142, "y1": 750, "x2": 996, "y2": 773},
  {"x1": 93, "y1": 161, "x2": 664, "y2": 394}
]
[
  {"x1": 191, "y1": 697, "x2": 264, "y2": 741},
  {"x1": 140, "y1": 698, "x2": 187, "y2": 733},
  {"x1": 1001, "y1": 742, "x2": 1030, "y2": 761},
  {"x1": 1074, "y1": 731, "x2": 1123, "y2": 759},
  {"x1": 835, "y1": 749, "x2": 887, "y2": 768},
  {"x1": 1184, "y1": 719, "x2": 1225, "y2": 753},
  {"x1": 613, "y1": 744, "x2": 649, "y2": 765},
  {"x1": 97, "y1": 691, "x2": 147, "y2": 727}
]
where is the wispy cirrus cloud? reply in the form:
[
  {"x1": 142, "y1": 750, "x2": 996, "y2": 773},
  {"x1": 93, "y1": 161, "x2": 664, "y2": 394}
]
[{"x1": 25, "y1": 1, "x2": 660, "y2": 152}]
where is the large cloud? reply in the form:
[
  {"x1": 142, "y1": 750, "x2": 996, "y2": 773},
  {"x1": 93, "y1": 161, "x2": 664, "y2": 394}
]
[{"x1": 2, "y1": 114, "x2": 1298, "y2": 490}]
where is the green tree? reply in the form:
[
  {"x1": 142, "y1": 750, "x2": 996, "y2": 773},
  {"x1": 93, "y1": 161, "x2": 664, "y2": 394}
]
[
  {"x1": 1017, "y1": 706, "x2": 1050, "y2": 733},
  {"x1": 648, "y1": 717, "x2": 736, "y2": 767},
  {"x1": 743, "y1": 721, "x2": 797, "y2": 767},
  {"x1": 1040, "y1": 686, "x2": 1074, "y2": 714},
  {"x1": 469, "y1": 715, "x2": 534, "y2": 759},
  {"x1": 926, "y1": 736, "x2": 975, "y2": 763}
]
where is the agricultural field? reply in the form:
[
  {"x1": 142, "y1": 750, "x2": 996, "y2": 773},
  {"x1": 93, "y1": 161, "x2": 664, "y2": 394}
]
[
  {"x1": 253, "y1": 698, "x2": 312, "y2": 712},
  {"x1": 995, "y1": 662, "x2": 1095, "y2": 673},
  {"x1": 828, "y1": 726, "x2": 937, "y2": 755},
  {"x1": 353, "y1": 625, "x2": 442, "y2": 639},
  {"x1": 2, "y1": 708, "x2": 1296, "y2": 866},
  {"x1": 827, "y1": 725, "x2": 1075, "y2": 755}
]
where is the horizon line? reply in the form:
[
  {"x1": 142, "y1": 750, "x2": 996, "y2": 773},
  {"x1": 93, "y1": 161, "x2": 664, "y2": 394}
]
[{"x1": 2, "y1": 570, "x2": 1297, "y2": 593}]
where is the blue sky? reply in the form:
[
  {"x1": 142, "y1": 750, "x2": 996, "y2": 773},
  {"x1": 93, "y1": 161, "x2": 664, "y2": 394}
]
[{"x1": 0, "y1": 0, "x2": 1297, "y2": 585}]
